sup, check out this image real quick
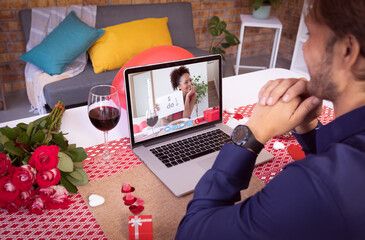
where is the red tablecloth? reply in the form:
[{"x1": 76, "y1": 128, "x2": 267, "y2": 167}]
[
  {"x1": 223, "y1": 105, "x2": 335, "y2": 183},
  {"x1": 0, "y1": 105, "x2": 334, "y2": 239}
]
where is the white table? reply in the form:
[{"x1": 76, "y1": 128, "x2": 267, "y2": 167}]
[
  {"x1": 235, "y1": 14, "x2": 282, "y2": 75},
  {"x1": 0, "y1": 69, "x2": 332, "y2": 148},
  {"x1": 0, "y1": 106, "x2": 130, "y2": 149}
]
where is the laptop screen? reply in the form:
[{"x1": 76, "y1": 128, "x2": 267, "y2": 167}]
[{"x1": 124, "y1": 55, "x2": 222, "y2": 146}]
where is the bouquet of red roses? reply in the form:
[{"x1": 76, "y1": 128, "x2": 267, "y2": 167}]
[{"x1": 0, "y1": 101, "x2": 88, "y2": 214}]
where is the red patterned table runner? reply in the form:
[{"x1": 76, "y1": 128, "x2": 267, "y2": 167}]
[
  {"x1": 223, "y1": 105, "x2": 334, "y2": 183},
  {"x1": 0, "y1": 105, "x2": 334, "y2": 239}
]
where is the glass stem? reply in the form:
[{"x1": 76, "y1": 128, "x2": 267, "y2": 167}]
[{"x1": 103, "y1": 131, "x2": 109, "y2": 159}]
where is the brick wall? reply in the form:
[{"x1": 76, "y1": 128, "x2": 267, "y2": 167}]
[{"x1": 0, "y1": 0, "x2": 304, "y2": 93}]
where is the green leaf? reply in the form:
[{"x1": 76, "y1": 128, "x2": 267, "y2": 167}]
[
  {"x1": 63, "y1": 151, "x2": 74, "y2": 159},
  {"x1": 31, "y1": 116, "x2": 47, "y2": 126},
  {"x1": 26, "y1": 122, "x2": 34, "y2": 136},
  {"x1": 58, "y1": 152, "x2": 74, "y2": 172},
  {"x1": 225, "y1": 32, "x2": 240, "y2": 45},
  {"x1": 18, "y1": 132, "x2": 29, "y2": 145},
  {"x1": 212, "y1": 47, "x2": 225, "y2": 55},
  {"x1": 208, "y1": 27, "x2": 219, "y2": 37},
  {"x1": 22, "y1": 155, "x2": 31, "y2": 165},
  {"x1": 29, "y1": 130, "x2": 45, "y2": 146},
  {"x1": 65, "y1": 169, "x2": 88, "y2": 186},
  {"x1": 60, "y1": 177, "x2": 78, "y2": 194},
  {"x1": 221, "y1": 43, "x2": 231, "y2": 49},
  {"x1": 73, "y1": 162, "x2": 84, "y2": 169},
  {"x1": 208, "y1": 16, "x2": 219, "y2": 27},
  {"x1": 0, "y1": 126, "x2": 19, "y2": 141},
  {"x1": 217, "y1": 21, "x2": 227, "y2": 32},
  {"x1": 4, "y1": 141, "x2": 24, "y2": 157},
  {"x1": 68, "y1": 144, "x2": 76, "y2": 150},
  {"x1": 39, "y1": 120, "x2": 47, "y2": 128},
  {"x1": 17, "y1": 123, "x2": 28, "y2": 130},
  {"x1": 68, "y1": 147, "x2": 88, "y2": 162},
  {"x1": 52, "y1": 132, "x2": 68, "y2": 150},
  {"x1": 69, "y1": 170, "x2": 83, "y2": 181},
  {"x1": 0, "y1": 133, "x2": 9, "y2": 145}
]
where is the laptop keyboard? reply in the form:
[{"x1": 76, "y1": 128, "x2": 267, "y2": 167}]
[{"x1": 149, "y1": 129, "x2": 232, "y2": 168}]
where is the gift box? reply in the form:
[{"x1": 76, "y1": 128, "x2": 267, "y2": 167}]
[
  {"x1": 203, "y1": 107, "x2": 220, "y2": 122},
  {"x1": 129, "y1": 215, "x2": 153, "y2": 240}
]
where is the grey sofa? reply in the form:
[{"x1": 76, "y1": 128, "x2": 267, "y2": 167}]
[{"x1": 19, "y1": 2, "x2": 208, "y2": 109}]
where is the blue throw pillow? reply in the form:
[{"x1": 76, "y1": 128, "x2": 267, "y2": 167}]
[{"x1": 20, "y1": 11, "x2": 105, "y2": 75}]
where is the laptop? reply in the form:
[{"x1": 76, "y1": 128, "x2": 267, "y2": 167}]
[{"x1": 124, "y1": 55, "x2": 273, "y2": 197}]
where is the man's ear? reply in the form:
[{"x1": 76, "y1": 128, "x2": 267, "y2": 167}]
[{"x1": 341, "y1": 34, "x2": 361, "y2": 69}]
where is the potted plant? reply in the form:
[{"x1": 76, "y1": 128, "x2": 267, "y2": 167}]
[
  {"x1": 192, "y1": 75, "x2": 208, "y2": 117},
  {"x1": 208, "y1": 16, "x2": 240, "y2": 61},
  {"x1": 249, "y1": 0, "x2": 281, "y2": 19}
]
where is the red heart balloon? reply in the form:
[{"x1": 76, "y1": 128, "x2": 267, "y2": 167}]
[
  {"x1": 129, "y1": 205, "x2": 145, "y2": 215},
  {"x1": 287, "y1": 144, "x2": 305, "y2": 160}
]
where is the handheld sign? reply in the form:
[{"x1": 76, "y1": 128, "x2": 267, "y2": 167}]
[{"x1": 156, "y1": 91, "x2": 184, "y2": 118}]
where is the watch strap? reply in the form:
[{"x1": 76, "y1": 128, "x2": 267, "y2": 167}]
[{"x1": 242, "y1": 131, "x2": 264, "y2": 154}]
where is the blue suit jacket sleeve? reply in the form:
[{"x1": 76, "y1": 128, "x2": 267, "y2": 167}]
[
  {"x1": 175, "y1": 143, "x2": 346, "y2": 240},
  {"x1": 292, "y1": 121, "x2": 323, "y2": 154}
]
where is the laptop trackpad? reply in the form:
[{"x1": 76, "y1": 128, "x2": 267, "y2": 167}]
[{"x1": 198, "y1": 158, "x2": 215, "y2": 171}]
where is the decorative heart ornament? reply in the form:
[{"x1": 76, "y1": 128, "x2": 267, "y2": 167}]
[
  {"x1": 287, "y1": 144, "x2": 305, "y2": 160},
  {"x1": 233, "y1": 113, "x2": 243, "y2": 120},
  {"x1": 89, "y1": 194, "x2": 105, "y2": 207},
  {"x1": 129, "y1": 205, "x2": 144, "y2": 215},
  {"x1": 273, "y1": 141, "x2": 285, "y2": 150}
]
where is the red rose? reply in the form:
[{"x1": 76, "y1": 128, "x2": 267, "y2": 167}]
[
  {"x1": 0, "y1": 153, "x2": 11, "y2": 176},
  {"x1": 0, "y1": 176, "x2": 20, "y2": 203},
  {"x1": 45, "y1": 185, "x2": 71, "y2": 210},
  {"x1": 29, "y1": 145, "x2": 59, "y2": 171},
  {"x1": 36, "y1": 168, "x2": 61, "y2": 188},
  {"x1": 12, "y1": 165, "x2": 36, "y2": 191},
  {"x1": 14, "y1": 188, "x2": 34, "y2": 207},
  {"x1": 6, "y1": 202, "x2": 18, "y2": 213},
  {"x1": 38, "y1": 186, "x2": 55, "y2": 202},
  {"x1": 28, "y1": 197, "x2": 45, "y2": 215}
]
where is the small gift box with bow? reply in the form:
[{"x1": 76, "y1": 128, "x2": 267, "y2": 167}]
[
  {"x1": 129, "y1": 215, "x2": 153, "y2": 240},
  {"x1": 203, "y1": 106, "x2": 220, "y2": 122}
]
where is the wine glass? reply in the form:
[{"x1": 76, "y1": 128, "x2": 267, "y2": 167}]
[
  {"x1": 88, "y1": 85, "x2": 121, "y2": 161},
  {"x1": 145, "y1": 108, "x2": 158, "y2": 135}
]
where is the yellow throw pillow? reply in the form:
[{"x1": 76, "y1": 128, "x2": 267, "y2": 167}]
[{"x1": 88, "y1": 17, "x2": 172, "y2": 74}]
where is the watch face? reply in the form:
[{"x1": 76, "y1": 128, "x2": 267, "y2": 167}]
[{"x1": 231, "y1": 125, "x2": 249, "y2": 145}]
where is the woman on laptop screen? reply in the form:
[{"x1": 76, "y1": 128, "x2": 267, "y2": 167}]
[{"x1": 160, "y1": 66, "x2": 197, "y2": 125}]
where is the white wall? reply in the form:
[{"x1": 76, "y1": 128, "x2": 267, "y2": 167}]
[{"x1": 133, "y1": 71, "x2": 152, "y2": 118}]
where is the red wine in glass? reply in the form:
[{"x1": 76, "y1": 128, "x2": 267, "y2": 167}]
[
  {"x1": 89, "y1": 106, "x2": 120, "y2": 131},
  {"x1": 146, "y1": 108, "x2": 158, "y2": 134},
  {"x1": 88, "y1": 85, "x2": 121, "y2": 161},
  {"x1": 146, "y1": 115, "x2": 158, "y2": 127}
]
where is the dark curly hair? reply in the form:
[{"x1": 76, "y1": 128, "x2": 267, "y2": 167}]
[{"x1": 170, "y1": 66, "x2": 190, "y2": 90}]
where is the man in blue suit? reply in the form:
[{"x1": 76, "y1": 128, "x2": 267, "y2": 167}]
[{"x1": 176, "y1": 0, "x2": 365, "y2": 239}]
